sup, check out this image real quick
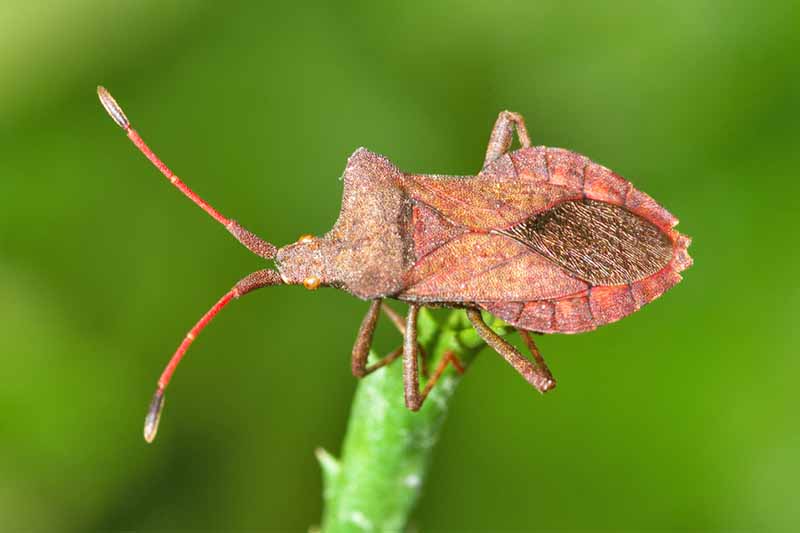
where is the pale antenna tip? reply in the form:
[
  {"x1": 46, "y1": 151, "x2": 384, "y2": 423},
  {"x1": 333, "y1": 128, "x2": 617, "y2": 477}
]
[
  {"x1": 97, "y1": 85, "x2": 130, "y2": 130},
  {"x1": 143, "y1": 388, "x2": 166, "y2": 443}
]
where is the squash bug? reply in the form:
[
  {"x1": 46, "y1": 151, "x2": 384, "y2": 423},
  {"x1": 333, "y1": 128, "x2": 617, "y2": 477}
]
[{"x1": 97, "y1": 87, "x2": 692, "y2": 443}]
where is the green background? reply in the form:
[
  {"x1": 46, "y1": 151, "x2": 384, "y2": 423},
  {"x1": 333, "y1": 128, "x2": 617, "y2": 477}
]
[{"x1": 2, "y1": 1, "x2": 798, "y2": 530}]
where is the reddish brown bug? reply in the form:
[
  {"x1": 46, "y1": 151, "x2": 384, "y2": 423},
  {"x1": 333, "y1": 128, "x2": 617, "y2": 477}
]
[{"x1": 97, "y1": 87, "x2": 692, "y2": 443}]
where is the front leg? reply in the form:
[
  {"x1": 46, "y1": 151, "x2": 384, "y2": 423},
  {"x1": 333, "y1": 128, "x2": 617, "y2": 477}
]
[
  {"x1": 351, "y1": 300, "x2": 403, "y2": 377},
  {"x1": 484, "y1": 110, "x2": 532, "y2": 167}
]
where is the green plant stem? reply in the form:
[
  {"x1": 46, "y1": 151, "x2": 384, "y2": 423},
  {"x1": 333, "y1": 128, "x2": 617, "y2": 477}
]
[{"x1": 317, "y1": 308, "x2": 507, "y2": 532}]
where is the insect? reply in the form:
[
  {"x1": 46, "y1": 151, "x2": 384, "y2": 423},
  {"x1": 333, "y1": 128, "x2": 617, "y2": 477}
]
[{"x1": 97, "y1": 87, "x2": 692, "y2": 443}]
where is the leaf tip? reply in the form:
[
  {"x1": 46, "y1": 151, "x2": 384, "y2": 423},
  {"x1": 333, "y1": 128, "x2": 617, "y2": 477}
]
[{"x1": 315, "y1": 447, "x2": 341, "y2": 476}]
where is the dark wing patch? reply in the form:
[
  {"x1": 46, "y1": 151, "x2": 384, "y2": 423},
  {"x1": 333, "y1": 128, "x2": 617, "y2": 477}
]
[{"x1": 501, "y1": 199, "x2": 673, "y2": 286}]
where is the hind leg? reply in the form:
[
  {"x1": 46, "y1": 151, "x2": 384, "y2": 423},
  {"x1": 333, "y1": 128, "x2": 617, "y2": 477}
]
[
  {"x1": 519, "y1": 330, "x2": 555, "y2": 386},
  {"x1": 484, "y1": 110, "x2": 532, "y2": 167},
  {"x1": 466, "y1": 308, "x2": 555, "y2": 393}
]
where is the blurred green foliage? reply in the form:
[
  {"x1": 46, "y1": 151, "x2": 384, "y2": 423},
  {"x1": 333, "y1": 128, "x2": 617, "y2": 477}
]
[{"x1": 1, "y1": 1, "x2": 798, "y2": 530}]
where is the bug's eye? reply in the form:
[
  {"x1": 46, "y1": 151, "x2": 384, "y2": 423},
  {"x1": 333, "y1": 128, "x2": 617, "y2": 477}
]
[
  {"x1": 303, "y1": 276, "x2": 321, "y2": 290},
  {"x1": 297, "y1": 234, "x2": 314, "y2": 244}
]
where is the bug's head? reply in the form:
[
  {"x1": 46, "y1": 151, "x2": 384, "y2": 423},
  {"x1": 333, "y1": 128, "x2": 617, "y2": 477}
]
[{"x1": 275, "y1": 234, "x2": 336, "y2": 290}]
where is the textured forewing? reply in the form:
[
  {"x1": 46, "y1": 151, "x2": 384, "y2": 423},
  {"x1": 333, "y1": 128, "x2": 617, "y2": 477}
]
[
  {"x1": 399, "y1": 174, "x2": 578, "y2": 231},
  {"x1": 400, "y1": 233, "x2": 587, "y2": 302}
]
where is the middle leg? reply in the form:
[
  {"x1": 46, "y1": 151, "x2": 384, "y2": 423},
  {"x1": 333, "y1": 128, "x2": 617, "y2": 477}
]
[
  {"x1": 402, "y1": 304, "x2": 465, "y2": 411},
  {"x1": 382, "y1": 302, "x2": 430, "y2": 378}
]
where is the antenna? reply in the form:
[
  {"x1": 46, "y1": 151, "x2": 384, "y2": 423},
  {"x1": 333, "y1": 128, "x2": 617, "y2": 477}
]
[
  {"x1": 143, "y1": 269, "x2": 283, "y2": 443},
  {"x1": 96, "y1": 87, "x2": 287, "y2": 442},
  {"x1": 97, "y1": 86, "x2": 276, "y2": 259}
]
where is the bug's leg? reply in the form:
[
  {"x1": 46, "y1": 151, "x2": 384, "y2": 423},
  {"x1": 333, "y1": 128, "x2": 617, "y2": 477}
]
[
  {"x1": 403, "y1": 304, "x2": 422, "y2": 410},
  {"x1": 381, "y1": 302, "x2": 406, "y2": 334},
  {"x1": 381, "y1": 302, "x2": 430, "y2": 378},
  {"x1": 351, "y1": 301, "x2": 430, "y2": 380},
  {"x1": 351, "y1": 299, "x2": 381, "y2": 377},
  {"x1": 466, "y1": 308, "x2": 556, "y2": 393},
  {"x1": 97, "y1": 87, "x2": 277, "y2": 259},
  {"x1": 418, "y1": 350, "x2": 465, "y2": 404},
  {"x1": 143, "y1": 269, "x2": 284, "y2": 443},
  {"x1": 519, "y1": 330, "x2": 555, "y2": 385},
  {"x1": 483, "y1": 110, "x2": 532, "y2": 167},
  {"x1": 402, "y1": 305, "x2": 465, "y2": 411},
  {"x1": 351, "y1": 300, "x2": 404, "y2": 377}
]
